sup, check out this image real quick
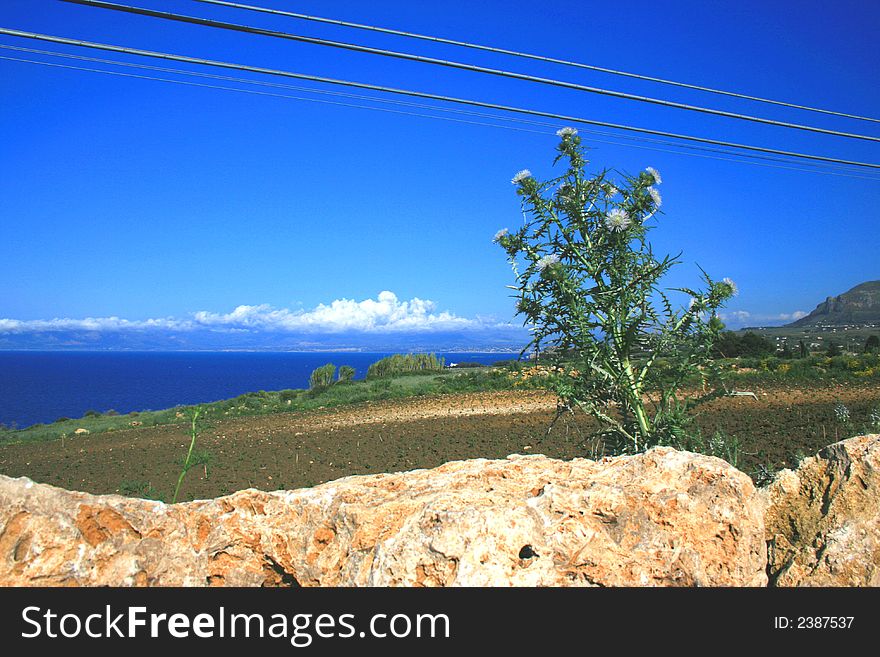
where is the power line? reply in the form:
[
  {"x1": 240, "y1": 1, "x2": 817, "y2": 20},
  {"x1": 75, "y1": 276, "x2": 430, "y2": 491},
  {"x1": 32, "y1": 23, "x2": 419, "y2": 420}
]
[
  {"x1": 9, "y1": 54, "x2": 880, "y2": 182},
  {"x1": 3, "y1": 43, "x2": 875, "y2": 178},
  {"x1": 193, "y1": 0, "x2": 880, "y2": 126},
  {"x1": 2, "y1": 27, "x2": 879, "y2": 170},
  {"x1": 0, "y1": 54, "x2": 555, "y2": 136},
  {"x1": 59, "y1": 0, "x2": 880, "y2": 145}
]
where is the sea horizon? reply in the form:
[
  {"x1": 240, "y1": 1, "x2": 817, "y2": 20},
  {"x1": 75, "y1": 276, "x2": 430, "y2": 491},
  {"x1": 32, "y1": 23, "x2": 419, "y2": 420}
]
[{"x1": 0, "y1": 350, "x2": 522, "y2": 429}]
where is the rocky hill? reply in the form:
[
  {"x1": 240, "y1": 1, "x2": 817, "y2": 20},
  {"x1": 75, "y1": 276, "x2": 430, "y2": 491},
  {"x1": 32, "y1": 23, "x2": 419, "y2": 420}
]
[{"x1": 788, "y1": 280, "x2": 880, "y2": 327}]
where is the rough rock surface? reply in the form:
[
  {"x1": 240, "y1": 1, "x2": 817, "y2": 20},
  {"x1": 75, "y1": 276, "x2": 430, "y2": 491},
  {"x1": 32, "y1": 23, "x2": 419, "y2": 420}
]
[
  {"x1": 763, "y1": 433, "x2": 880, "y2": 586},
  {"x1": 0, "y1": 447, "x2": 766, "y2": 587}
]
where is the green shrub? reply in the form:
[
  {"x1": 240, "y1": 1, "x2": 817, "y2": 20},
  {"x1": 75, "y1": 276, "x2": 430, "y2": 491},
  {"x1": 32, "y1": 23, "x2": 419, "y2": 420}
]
[
  {"x1": 713, "y1": 331, "x2": 775, "y2": 358},
  {"x1": 369, "y1": 378, "x2": 393, "y2": 392},
  {"x1": 309, "y1": 363, "x2": 336, "y2": 389},
  {"x1": 119, "y1": 480, "x2": 163, "y2": 500},
  {"x1": 338, "y1": 365, "x2": 355, "y2": 383},
  {"x1": 665, "y1": 429, "x2": 741, "y2": 468},
  {"x1": 366, "y1": 353, "x2": 445, "y2": 379}
]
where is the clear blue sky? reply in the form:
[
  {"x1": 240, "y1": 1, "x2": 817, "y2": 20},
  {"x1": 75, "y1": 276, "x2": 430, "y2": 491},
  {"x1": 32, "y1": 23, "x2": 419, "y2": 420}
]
[{"x1": 1, "y1": 0, "x2": 878, "y2": 346}]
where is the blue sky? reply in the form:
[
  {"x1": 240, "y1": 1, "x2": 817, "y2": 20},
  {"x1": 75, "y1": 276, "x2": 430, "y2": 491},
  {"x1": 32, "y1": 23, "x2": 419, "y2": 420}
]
[{"x1": 1, "y1": 0, "x2": 878, "y2": 348}]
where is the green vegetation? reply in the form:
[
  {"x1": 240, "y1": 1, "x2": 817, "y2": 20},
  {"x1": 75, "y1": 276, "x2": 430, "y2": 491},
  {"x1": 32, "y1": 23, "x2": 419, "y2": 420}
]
[
  {"x1": 366, "y1": 353, "x2": 446, "y2": 379},
  {"x1": 730, "y1": 325, "x2": 879, "y2": 356},
  {"x1": 723, "y1": 352, "x2": 880, "y2": 382},
  {"x1": 308, "y1": 363, "x2": 336, "y2": 390},
  {"x1": 0, "y1": 363, "x2": 508, "y2": 446},
  {"x1": 119, "y1": 480, "x2": 162, "y2": 501},
  {"x1": 337, "y1": 365, "x2": 355, "y2": 383},
  {"x1": 172, "y1": 407, "x2": 202, "y2": 504},
  {"x1": 2, "y1": 357, "x2": 879, "y2": 497},
  {"x1": 712, "y1": 331, "x2": 775, "y2": 358},
  {"x1": 498, "y1": 129, "x2": 733, "y2": 452},
  {"x1": 2, "y1": 351, "x2": 879, "y2": 449},
  {"x1": 826, "y1": 341, "x2": 842, "y2": 357},
  {"x1": 667, "y1": 429, "x2": 742, "y2": 469}
]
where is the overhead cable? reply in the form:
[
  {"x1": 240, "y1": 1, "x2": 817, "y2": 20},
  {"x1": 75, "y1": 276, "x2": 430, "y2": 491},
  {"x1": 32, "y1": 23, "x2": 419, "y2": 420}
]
[
  {"x1": 10, "y1": 55, "x2": 880, "y2": 181},
  {"x1": 192, "y1": 0, "x2": 880, "y2": 126},
  {"x1": 2, "y1": 27, "x2": 878, "y2": 170},
  {"x1": 2, "y1": 43, "x2": 874, "y2": 177},
  {"x1": 58, "y1": 0, "x2": 880, "y2": 144}
]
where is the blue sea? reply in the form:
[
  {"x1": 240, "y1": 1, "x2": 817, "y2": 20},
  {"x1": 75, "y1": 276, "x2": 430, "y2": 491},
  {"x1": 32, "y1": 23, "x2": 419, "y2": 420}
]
[{"x1": 0, "y1": 351, "x2": 517, "y2": 429}]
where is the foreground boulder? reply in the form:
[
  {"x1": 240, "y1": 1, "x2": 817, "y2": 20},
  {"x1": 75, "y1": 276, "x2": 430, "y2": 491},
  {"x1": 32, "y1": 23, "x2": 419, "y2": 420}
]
[
  {"x1": 0, "y1": 447, "x2": 766, "y2": 586},
  {"x1": 763, "y1": 433, "x2": 880, "y2": 586}
]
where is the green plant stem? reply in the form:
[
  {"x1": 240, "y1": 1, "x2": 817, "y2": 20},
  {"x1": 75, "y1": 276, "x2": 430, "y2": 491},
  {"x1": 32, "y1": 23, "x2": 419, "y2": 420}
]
[
  {"x1": 623, "y1": 356, "x2": 651, "y2": 442},
  {"x1": 172, "y1": 407, "x2": 201, "y2": 504}
]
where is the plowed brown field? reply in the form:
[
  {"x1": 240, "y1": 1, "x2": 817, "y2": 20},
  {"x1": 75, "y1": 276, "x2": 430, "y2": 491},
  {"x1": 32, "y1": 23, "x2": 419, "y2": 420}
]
[{"x1": 1, "y1": 382, "x2": 877, "y2": 500}]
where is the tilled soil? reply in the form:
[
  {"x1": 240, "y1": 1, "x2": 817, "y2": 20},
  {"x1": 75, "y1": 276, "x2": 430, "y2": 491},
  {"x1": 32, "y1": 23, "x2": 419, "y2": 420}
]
[{"x1": 1, "y1": 383, "x2": 877, "y2": 500}]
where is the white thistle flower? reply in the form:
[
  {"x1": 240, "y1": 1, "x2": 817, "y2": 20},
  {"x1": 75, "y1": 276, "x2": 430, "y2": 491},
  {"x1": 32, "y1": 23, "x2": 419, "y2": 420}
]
[
  {"x1": 511, "y1": 169, "x2": 532, "y2": 185},
  {"x1": 723, "y1": 277, "x2": 738, "y2": 296},
  {"x1": 648, "y1": 186, "x2": 662, "y2": 207},
  {"x1": 604, "y1": 208, "x2": 631, "y2": 232},
  {"x1": 537, "y1": 254, "x2": 560, "y2": 271},
  {"x1": 493, "y1": 228, "x2": 509, "y2": 242},
  {"x1": 646, "y1": 167, "x2": 662, "y2": 184},
  {"x1": 556, "y1": 126, "x2": 578, "y2": 138}
]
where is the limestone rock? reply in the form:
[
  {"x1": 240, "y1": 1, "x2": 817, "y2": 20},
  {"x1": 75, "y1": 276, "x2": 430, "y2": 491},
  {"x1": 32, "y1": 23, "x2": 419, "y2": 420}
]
[
  {"x1": 763, "y1": 433, "x2": 880, "y2": 586},
  {"x1": 0, "y1": 448, "x2": 766, "y2": 587}
]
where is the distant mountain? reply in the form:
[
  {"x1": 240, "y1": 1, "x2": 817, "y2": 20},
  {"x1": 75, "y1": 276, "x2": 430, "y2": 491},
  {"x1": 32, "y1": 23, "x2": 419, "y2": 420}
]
[
  {"x1": 0, "y1": 326, "x2": 529, "y2": 353},
  {"x1": 787, "y1": 280, "x2": 880, "y2": 327}
]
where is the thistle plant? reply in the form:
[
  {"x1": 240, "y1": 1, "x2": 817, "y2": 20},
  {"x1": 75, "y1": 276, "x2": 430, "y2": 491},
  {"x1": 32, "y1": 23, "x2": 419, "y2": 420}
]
[
  {"x1": 870, "y1": 406, "x2": 880, "y2": 430},
  {"x1": 833, "y1": 402, "x2": 850, "y2": 425},
  {"x1": 496, "y1": 128, "x2": 735, "y2": 452}
]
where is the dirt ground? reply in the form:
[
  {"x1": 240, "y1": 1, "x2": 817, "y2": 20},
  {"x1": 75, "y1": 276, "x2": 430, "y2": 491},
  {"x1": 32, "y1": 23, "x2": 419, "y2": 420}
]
[{"x1": 1, "y1": 382, "x2": 878, "y2": 500}]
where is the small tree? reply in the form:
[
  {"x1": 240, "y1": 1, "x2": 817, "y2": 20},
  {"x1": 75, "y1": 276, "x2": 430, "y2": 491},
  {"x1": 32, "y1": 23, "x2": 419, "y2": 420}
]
[
  {"x1": 309, "y1": 363, "x2": 336, "y2": 389},
  {"x1": 738, "y1": 331, "x2": 775, "y2": 357},
  {"x1": 865, "y1": 335, "x2": 880, "y2": 354},
  {"x1": 338, "y1": 365, "x2": 356, "y2": 383},
  {"x1": 712, "y1": 331, "x2": 742, "y2": 358},
  {"x1": 826, "y1": 342, "x2": 842, "y2": 357},
  {"x1": 496, "y1": 128, "x2": 735, "y2": 452}
]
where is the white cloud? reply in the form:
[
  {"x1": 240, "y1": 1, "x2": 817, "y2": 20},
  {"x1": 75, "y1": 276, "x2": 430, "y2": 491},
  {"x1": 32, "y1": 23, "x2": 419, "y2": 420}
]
[
  {"x1": 722, "y1": 310, "x2": 752, "y2": 323},
  {"x1": 0, "y1": 316, "x2": 192, "y2": 333},
  {"x1": 192, "y1": 291, "x2": 481, "y2": 333},
  {"x1": 0, "y1": 292, "x2": 499, "y2": 334},
  {"x1": 719, "y1": 309, "x2": 808, "y2": 327}
]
